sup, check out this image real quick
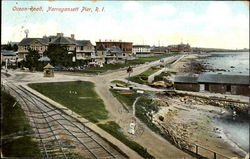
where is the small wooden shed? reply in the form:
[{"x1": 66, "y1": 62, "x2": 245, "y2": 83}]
[{"x1": 43, "y1": 63, "x2": 54, "y2": 77}]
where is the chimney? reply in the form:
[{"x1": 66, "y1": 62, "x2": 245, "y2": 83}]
[
  {"x1": 57, "y1": 33, "x2": 64, "y2": 37},
  {"x1": 71, "y1": 34, "x2": 75, "y2": 39}
]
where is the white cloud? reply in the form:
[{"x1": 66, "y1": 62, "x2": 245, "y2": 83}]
[
  {"x1": 1, "y1": 1, "x2": 248, "y2": 49},
  {"x1": 206, "y1": 2, "x2": 230, "y2": 17},
  {"x1": 149, "y1": 4, "x2": 176, "y2": 16},
  {"x1": 1, "y1": 20, "x2": 60, "y2": 43},
  {"x1": 122, "y1": 1, "x2": 142, "y2": 12}
]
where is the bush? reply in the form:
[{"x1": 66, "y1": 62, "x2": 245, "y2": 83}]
[
  {"x1": 153, "y1": 71, "x2": 171, "y2": 82},
  {"x1": 1, "y1": 90, "x2": 41, "y2": 157}
]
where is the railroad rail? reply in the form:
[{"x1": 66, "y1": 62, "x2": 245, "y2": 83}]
[{"x1": 2, "y1": 80, "x2": 122, "y2": 158}]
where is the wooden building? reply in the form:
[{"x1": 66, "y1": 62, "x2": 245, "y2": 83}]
[
  {"x1": 174, "y1": 74, "x2": 250, "y2": 96},
  {"x1": 174, "y1": 74, "x2": 200, "y2": 92},
  {"x1": 198, "y1": 74, "x2": 250, "y2": 96},
  {"x1": 96, "y1": 41, "x2": 134, "y2": 63},
  {"x1": 43, "y1": 63, "x2": 54, "y2": 77}
]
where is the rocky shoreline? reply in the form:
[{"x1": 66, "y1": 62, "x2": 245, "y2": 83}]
[
  {"x1": 151, "y1": 54, "x2": 249, "y2": 158},
  {"x1": 152, "y1": 91, "x2": 249, "y2": 158}
]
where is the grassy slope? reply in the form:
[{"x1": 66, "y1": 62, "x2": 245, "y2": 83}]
[
  {"x1": 110, "y1": 89, "x2": 139, "y2": 109},
  {"x1": 98, "y1": 121, "x2": 154, "y2": 159},
  {"x1": 128, "y1": 67, "x2": 160, "y2": 84},
  {"x1": 1, "y1": 90, "x2": 41, "y2": 157},
  {"x1": 28, "y1": 81, "x2": 108, "y2": 123}
]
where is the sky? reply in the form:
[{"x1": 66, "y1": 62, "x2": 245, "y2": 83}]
[{"x1": 1, "y1": 0, "x2": 249, "y2": 49}]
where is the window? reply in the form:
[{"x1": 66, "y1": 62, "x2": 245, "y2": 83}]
[
  {"x1": 205, "y1": 84, "x2": 209, "y2": 91},
  {"x1": 226, "y1": 85, "x2": 231, "y2": 92}
]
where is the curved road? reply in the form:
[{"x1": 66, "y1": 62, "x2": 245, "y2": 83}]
[{"x1": 2, "y1": 55, "x2": 193, "y2": 158}]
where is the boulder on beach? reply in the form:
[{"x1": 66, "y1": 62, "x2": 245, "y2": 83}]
[
  {"x1": 154, "y1": 100, "x2": 169, "y2": 107},
  {"x1": 159, "y1": 115, "x2": 164, "y2": 121}
]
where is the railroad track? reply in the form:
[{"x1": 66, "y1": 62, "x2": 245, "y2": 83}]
[{"x1": 2, "y1": 80, "x2": 124, "y2": 159}]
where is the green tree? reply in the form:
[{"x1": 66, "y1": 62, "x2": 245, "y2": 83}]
[
  {"x1": 13, "y1": 44, "x2": 18, "y2": 51},
  {"x1": 2, "y1": 44, "x2": 13, "y2": 50},
  {"x1": 43, "y1": 44, "x2": 73, "y2": 67},
  {"x1": 24, "y1": 49, "x2": 40, "y2": 71}
]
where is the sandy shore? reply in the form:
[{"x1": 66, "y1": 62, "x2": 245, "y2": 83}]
[
  {"x1": 152, "y1": 93, "x2": 248, "y2": 158},
  {"x1": 168, "y1": 53, "x2": 208, "y2": 74}
]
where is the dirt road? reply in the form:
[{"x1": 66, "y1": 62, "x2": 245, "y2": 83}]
[{"x1": 2, "y1": 55, "x2": 193, "y2": 158}]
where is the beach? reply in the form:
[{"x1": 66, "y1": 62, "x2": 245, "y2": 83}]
[
  {"x1": 154, "y1": 92, "x2": 248, "y2": 158},
  {"x1": 156, "y1": 52, "x2": 249, "y2": 158}
]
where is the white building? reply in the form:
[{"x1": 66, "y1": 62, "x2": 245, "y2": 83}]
[
  {"x1": 132, "y1": 45, "x2": 151, "y2": 54},
  {"x1": 1, "y1": 50, "x2": 17, "y2": 65}
]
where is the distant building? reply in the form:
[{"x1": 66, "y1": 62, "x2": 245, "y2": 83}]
[
  {"x1": 96, "y1": 41, "x2": 133, "y2": 60},
  {"x1": 174, "y1": 74, "x2": 250, "y2": 96},
  {"x1": 132, "y1": 45, "x2": 151, "y2": 54},
  {"x1": 95, "y1": 44, "x2": 106, "y2": 65},
  {"x1": 1, "y1": 50, "x2": 17, "y2": 65},
  {"x1": 167, "y1": 43, "x2": 192, "y2": 53},
  {"x1": 150, "y1": 46, "x2": 168, "y2": 54},
  {"x1": 75, "y1": 40, "x2": 95, "y2": 61},
  {"x1": 17, "y1": 33, "x2": 94, "y2": 62},
  {"x1": 18, "y1": 38, "x2": 48, "y2": 60}
]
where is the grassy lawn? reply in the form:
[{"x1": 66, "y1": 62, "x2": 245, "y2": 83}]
[
  {"x1": 72, "y1": 54, "x2": 174, "y2": 74},
  {"x1": 28, "y1": 82, "x2": 153, "y2": 158},
  {"x1": 1, "y1": 90, "x2": 41, "y2": 157},
  {"x1": 98, "y1": 121, "x2": 154, "y2": 159},
  {"x1": 2, "y1": 136, "x2": 41, "y2": 157},
  {"x1": 110, "y1": 89, "x2": 161, "y2": 133},
  {"x1": 110, "y1": 89, "x2": 139, "y2": 110},
  {"x1": 128, "y1": 67, "x2": 160, "y2": 84},
  {"x1": 28, "y1": 81, "x2": 108, "y2": 123},
  {"x1": 135, "y1": 95, "x2": 163, "y2": 134}
]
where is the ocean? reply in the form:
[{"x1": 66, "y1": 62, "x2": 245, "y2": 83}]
[
  {"x1": 198, "y1": 51, "x2": 249, "y2": 155},
  {"x1": 198, "y1": 52, "x2": 249, "y2": 75}
]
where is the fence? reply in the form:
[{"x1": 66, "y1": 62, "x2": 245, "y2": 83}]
[
  {"x1": 160, "y1": 122, "x2": 231, "y2": 159},
  {"x1": 189, "y1": 142, "x2": 231, "y2": 159}
]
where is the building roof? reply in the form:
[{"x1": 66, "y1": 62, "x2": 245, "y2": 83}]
[
  {"x1": 133, "y1": 45, "x2": 150, "y2": 48},
  {"x1": 96, "y1": 44, "x2": 106, "y2": 51},
  {"x1": 106, "y1": 46, "x2": 122, "y2": 53},
  {"x1": 198, "y1": 74, "x2": 249, "y2": 85},
  {"x1": 76, "y1": 40, "x2": 93, "y2": 46},
  {"x1": 18, "y1": 38, "x2": 48, "y2": 45},
  {"x1": 175, "y1": 73, "x2": 250, "y2": 85},
  {"x1": 96, "y1": 41, "x2": 132, "y2": 44},
  {"x1": 50, "y1": 36, "x2": 75, "y2": 45},
  {"x1": 174, "y1": 74, "x2": 199, "y2": 84},
  {"x1": 1, "y1": 50, "x2": 17, "y2": 56},
  {"x1": 38, "y1": 56, "x2": 50, "y2": 62},
  {"x1": 44, "y1": 63, "x2": 54, "y2": 69}
]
